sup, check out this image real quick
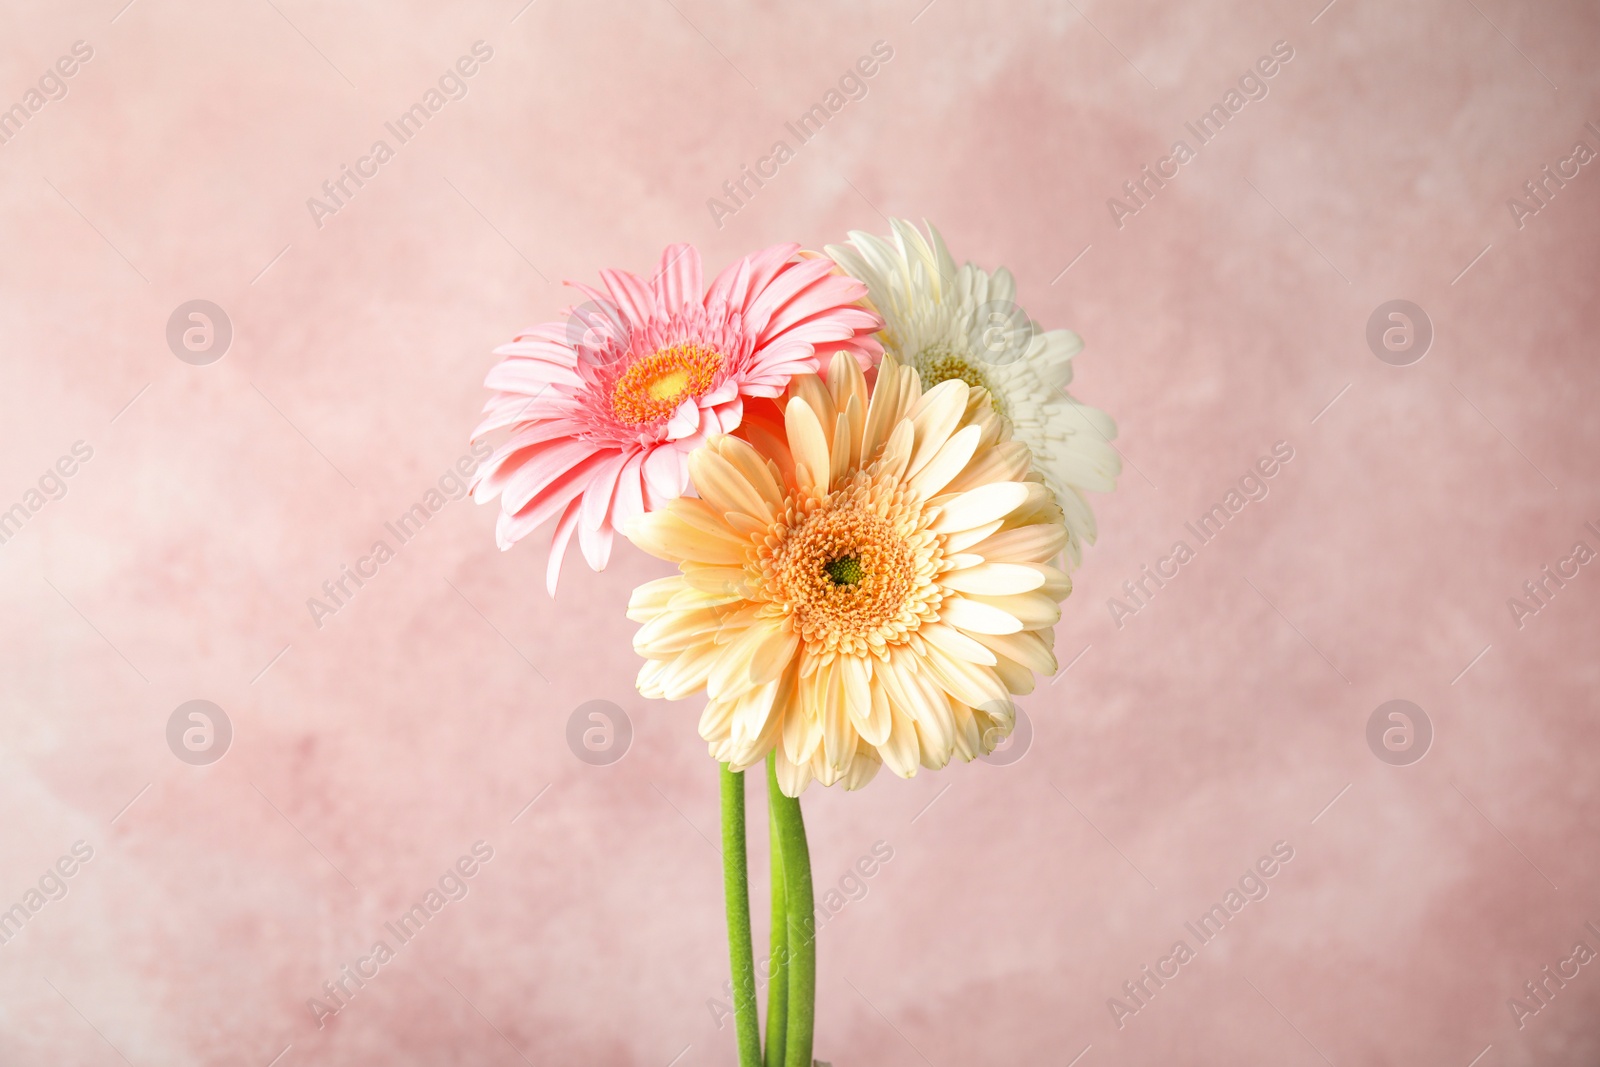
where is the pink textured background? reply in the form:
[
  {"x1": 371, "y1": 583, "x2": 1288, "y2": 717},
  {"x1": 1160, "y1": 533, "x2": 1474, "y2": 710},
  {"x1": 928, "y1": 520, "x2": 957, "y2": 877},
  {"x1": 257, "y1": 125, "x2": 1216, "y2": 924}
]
[{"x1": 1, "y1": 1, "x2": 1597, "y2": 1064}]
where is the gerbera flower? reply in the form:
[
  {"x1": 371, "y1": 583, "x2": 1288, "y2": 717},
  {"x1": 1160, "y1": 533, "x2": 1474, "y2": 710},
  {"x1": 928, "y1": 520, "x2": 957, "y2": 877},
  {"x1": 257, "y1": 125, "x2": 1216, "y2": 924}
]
[
  {"x1": 470, "y1": 243, "x2": 883, "y2": 592},
  {"x1": 624, "y1": 352, "x2": 1072, "y2": 795},
  {"x1": 825, "y1": 219, "x2": 1119, "y2": 569}
]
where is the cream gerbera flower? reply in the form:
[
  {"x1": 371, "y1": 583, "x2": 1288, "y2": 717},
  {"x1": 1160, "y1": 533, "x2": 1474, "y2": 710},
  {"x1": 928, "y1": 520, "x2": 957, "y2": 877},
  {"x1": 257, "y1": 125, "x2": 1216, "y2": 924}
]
[
  {"x1": 825, "y1": 219, "x2": 1119, "y2": 570},
  {"x1": 624, "y1": 352, "x2": 1072, "y2": 796}
]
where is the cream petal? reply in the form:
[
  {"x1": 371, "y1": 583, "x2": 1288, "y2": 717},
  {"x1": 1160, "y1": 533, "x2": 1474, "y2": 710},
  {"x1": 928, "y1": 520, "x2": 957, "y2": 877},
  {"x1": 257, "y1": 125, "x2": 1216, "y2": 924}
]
[
  {"x1": 906, "y1": 424, "x2": 981, "y2": 499},
  {"x1": 943, "y1": 519, "x2": 1005, "y2": 553},
  {"x1": 878, "y1": 699, "x2": 921, "y2": 779},
  {"x1": 624, "y1": 508, "x2": 746, "y2": 565},
  {"x1": 914, "y1": 718, "x2": 954, "y2": 770},
  {"x1": 939, "y1": 595, "x2": 1023, "y2": 635},
  {"x1": 634, "y1": 608, "x2": 728, "y2": 656},
  {"x1": 789, "y1": 374, "x2": 837, "y2": 430},
  {"x1": 971, "y1": 523, "x2": 1069, "y2": 563},
  {"x1": 918, "y1": 621, "x2": 999, "y2": 666},
  {"x1": 811, "y1": 746, "x2": 849, "y2": 788},
  {"x1": 830, "y1": 411, "x2": 853, "y2": 487},
  {"x1": 874, "y1": 419, "x2": 915, "y2": 483},
  {"x1": 950, "y1": 701, "x2": 983, "y2": 761},
  {"x1": 773, "y1": 744, "x2": 813, "y2": 797},
  {"x1": 657, "y1": 642, "x2": 723, "y2": 700},
  {"x1": 884, "y1": 652, "x2": 954, "y2": 756},
  {"x1": 708, "y1": 620, "x2": 798, "y2": 700},
  {"x1": 971, "y1": 629, "x2": 1057, "y2": 676},
  {"x1": 930, "y1": 482, "x2": 1030, "y2": 533},
  {"x1": 699, "y1": 696, "x2": 736, "y2": 743},
  {"x1": 672, "y1": 496, "x2": 750, "y2": 543},
  {"x1": 861, "y1": 354, "x2": 909, "y2": 462},
  {"x1": 939, "y1": 562, "x2": 1047, "y2": 596},
  {"x1": 907, "y1": 379, "x2": 969, "y2": 477},
  {"x1": 841, "y1": 747, "x2": 881, "y2": 790},
  {"x1": 817, "y1": 656, "x2": 851, "y2": 771},
  {"x1": 968, "y1": 592, "x2": 1062, "y2": 629},
  {"x1": 666, "y1": 583, "x2": 745, "y2": 611},
  {"x1": 782, "y1": 664, "x2": 823, "y2": 764},
  {"x1": 841, "y1": 393, "x2": 865, "y2": 474},
  {"x1": 990, "y1": 655, "x2": 1036, "y2": 695},
  {"x1": 679, "y1": 564, "x2": 749, "y2": 599},
  {"x1": 730, "y1": 678, "x2": 781, "y2": 746},
  {"x1": 785, "y1": 395, "x2": 832, "y2": 495},
  {"x1": 826, "y1": 349, "x2": 868, "y2": 413},
  {"x1": 636, "y1": 658, "x2": 669, "y2": 699},
  {"x1": 839, "y1": 654, "x2": 888, "y2": 744},
  {"x1": 714, "y1": 435, "x2": 786, "y2": 512},
  {"x1": 627, "y1": 575, "x2": 687, "y2": 621},
  {"x1": 921, "y1": 643, "x2": 1009, "y2": 710},
  {"x1": 942, "y1": 440, "x2": 1032, "y2": 494},
  {"x1": 691, "y1": 447, "x2": 774, "y2": 523}
]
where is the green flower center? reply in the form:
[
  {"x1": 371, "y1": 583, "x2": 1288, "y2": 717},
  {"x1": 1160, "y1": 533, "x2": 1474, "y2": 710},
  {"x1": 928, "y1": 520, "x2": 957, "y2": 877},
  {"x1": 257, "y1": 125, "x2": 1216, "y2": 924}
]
[{"x1": 824, "y1": 555, "x2": 864, "y2": 586}]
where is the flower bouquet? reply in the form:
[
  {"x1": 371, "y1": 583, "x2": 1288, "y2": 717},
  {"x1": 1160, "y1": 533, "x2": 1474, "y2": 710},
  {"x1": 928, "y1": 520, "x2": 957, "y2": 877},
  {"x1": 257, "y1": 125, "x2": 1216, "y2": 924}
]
[{"x1": 468, "y1": 220, "x2": 1119, "y2": 1065}]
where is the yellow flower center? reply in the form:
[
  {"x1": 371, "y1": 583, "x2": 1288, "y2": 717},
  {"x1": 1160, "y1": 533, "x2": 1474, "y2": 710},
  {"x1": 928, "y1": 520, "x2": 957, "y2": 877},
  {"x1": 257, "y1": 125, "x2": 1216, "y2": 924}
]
[
  {"x1": 611, "y1": 343, "x2": 723, "y2": 425},
  {"x1": 920, "y1": 347, "x2": 987, "y2": 392},
  {"x1": 915, "y1": 343, "x2": 1004, "y2": 416}
]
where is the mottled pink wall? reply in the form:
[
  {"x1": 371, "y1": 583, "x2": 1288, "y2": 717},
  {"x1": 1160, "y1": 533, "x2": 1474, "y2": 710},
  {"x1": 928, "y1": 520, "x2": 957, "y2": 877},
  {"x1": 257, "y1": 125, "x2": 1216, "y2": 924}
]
[{"x1": 0, "y1": 0, "x2": 1597, "y2": 1064}]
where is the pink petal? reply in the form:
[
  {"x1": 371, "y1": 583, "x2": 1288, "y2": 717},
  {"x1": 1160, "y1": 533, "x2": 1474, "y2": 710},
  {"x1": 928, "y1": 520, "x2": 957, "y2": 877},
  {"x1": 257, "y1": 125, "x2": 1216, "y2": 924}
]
[
  {"x1": 742, "y1": 257, "x2": 835, "y2": 339},
  {"x1": 654, "y1": 243, "x2": 703, "y2": 312},
  {"x1": 492, "y1": 338, "x2": 580, "y2": 365},
  {"x1": 598, "y1": 269, "x2": 658, "y2": 328},
  {"x1": 704, "y1": 394, "x2": 743, "y2": 436},
  {"x1": 610, "y1": 452, "x2": 647, "y2": 531},
  {"x1": 545, "y1": 496, "x2": 583, "y2": 595},
  {"x1": 484, "y1": 359, "x2": 582, "y2": 393},
  {"x1": 665, "y1": 397, "x2": 702, "y2": 440},
  {"x1": 578, "y1": 517, "x2": 615, "y2": 571},
  {"x1": 643, "y1": 443, "x2": 687, "y2": 501},
  {"x1": 701, "y1": 379, "x2": 739, "y2": 406},
  {"x1": 497, "y1": 451, "x2": 611, "y2": 544},
  {"x1": 580, "y1": 450, "x2": 630, "y2": 532},
  {"x1": 501, "y1": 438, "x2": 605, "y2": 513}
]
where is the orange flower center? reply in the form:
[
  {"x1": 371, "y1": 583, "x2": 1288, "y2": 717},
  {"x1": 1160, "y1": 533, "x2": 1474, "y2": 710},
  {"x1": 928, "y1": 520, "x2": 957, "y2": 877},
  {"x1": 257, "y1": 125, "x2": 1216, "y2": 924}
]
[
  {"x1": 752, "y1": 472, "x2": 945, "y2": 658},
  {"x1": 611, "y1": 343, "x2": 723, "y2": 425}
]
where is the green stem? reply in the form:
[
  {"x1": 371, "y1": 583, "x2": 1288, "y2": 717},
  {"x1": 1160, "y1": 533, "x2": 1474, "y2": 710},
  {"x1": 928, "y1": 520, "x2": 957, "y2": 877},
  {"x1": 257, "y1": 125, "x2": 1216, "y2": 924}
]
[
  {"x1": 720, "y1": 764, "x2": 762, "y2": 1067},
  {"x1": 764, "y1": 753, "x2": 789, "y2": 1067},
  {"x1": 768, "y1": 760, "x2": 815, "y2": 1067}
]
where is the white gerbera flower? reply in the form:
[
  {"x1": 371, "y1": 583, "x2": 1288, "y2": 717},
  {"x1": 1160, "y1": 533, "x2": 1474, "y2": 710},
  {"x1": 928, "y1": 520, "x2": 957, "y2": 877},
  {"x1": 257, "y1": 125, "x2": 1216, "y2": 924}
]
[{"x1": 825, "y1": 219, "x2": 1120, "y2": 569}]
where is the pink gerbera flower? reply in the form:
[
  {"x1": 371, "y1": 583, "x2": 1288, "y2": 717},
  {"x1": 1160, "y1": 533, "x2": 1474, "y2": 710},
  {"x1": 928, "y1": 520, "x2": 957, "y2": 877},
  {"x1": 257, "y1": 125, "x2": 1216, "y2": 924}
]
[{"x1": 470, "y1": 242, "x2": 883, "y2": 592}]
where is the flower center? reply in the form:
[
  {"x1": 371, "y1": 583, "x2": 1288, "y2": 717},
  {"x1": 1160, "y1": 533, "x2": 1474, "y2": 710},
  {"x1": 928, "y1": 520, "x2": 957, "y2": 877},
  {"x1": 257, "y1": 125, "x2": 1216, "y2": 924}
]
[
  {"x1": 752, "y1": 472, "x2": 944, "y2": 658},
  {"x1": 920, "y1": 347, "x2": 987, "y2": 392},
  {"x1": 611, "y1": 342, "x2": 723, "y2": 425},
  {"x1": 915, "y1": 343, "x2": 1006, "y2": 417},
  {"x1": 824, "y1": 555, "x2": 863, "y2": 586}
]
